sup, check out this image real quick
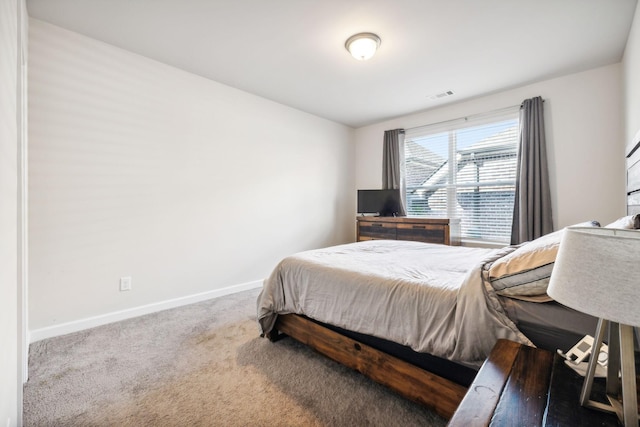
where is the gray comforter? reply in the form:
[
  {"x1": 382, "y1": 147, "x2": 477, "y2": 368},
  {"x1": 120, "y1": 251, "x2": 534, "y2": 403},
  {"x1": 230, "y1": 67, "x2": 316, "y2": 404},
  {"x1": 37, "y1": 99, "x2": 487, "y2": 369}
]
[{"x1": 257, "y1": 240, "x2": 532, "y2": 366}]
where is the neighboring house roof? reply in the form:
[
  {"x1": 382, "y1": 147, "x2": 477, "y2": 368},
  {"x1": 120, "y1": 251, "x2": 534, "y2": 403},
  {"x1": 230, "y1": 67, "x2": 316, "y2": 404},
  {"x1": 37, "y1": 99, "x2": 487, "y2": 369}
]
[
  {"x1": 404, "y1": 140, "x2": 444, "y2": 189},
  {"x1": 407, "y1": 126, "x2": 518, "y2": 191}
]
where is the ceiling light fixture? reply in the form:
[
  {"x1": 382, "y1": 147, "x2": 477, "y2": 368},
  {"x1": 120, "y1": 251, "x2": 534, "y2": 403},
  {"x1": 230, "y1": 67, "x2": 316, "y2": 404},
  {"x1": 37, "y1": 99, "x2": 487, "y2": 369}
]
[{"x1": 345, "y1": 32, "x2": 381, "y2": 61}]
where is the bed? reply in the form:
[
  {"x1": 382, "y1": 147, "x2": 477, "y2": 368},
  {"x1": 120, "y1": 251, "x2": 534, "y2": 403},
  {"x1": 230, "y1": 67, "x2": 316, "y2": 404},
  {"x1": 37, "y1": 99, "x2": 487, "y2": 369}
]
[
  {"x1": 256, "y1": 137, "x2": 640, "y2": 419},
  {"x1": 255, "y1": 233, "x2": 596, "y2": 417}
]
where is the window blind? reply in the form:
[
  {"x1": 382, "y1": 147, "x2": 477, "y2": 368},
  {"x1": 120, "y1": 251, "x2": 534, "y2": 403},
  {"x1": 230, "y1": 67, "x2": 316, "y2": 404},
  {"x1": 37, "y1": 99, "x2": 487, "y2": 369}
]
[{"x1": 404, "y1": 107, "x2": 519, "y2": 244}]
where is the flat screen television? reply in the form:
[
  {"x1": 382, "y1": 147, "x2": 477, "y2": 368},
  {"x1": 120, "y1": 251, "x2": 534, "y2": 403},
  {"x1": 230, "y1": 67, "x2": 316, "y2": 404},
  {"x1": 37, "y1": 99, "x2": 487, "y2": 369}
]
[{"x1": 357, "y1": 189, "x2": 402, "y2": 216}]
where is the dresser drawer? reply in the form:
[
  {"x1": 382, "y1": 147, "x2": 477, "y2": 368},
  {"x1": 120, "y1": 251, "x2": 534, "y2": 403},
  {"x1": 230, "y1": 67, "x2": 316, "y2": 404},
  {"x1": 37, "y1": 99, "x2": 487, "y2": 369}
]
[
  {"x1": 396, "y1": 223, "x2": 446, "y2": 244},
  {"x1": 358, "y1": 221, "x2": 397, "y2": 240}
]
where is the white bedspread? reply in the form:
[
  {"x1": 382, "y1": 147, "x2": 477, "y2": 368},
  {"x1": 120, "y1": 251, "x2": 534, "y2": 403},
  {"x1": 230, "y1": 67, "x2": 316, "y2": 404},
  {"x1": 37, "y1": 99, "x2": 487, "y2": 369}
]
[{"x1": 257, "y1": 240, "x2": 532, "y2": 366}]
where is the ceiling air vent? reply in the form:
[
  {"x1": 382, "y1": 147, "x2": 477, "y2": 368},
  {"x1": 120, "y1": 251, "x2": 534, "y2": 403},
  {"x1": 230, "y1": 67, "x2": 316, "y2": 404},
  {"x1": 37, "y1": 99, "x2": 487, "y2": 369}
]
[{"x1": 428, "y1": 90, "x2": 454, "y2": 100}]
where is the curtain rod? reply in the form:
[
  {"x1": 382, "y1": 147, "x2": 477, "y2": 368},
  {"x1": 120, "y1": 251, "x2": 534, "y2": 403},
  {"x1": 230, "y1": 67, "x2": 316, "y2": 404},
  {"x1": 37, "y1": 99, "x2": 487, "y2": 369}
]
[
  {"x1": 403, "y1": 98, "x2": 544, "y2": 133},
  {"x1": 404, "y1": 104, "x2": 520, "y2": 133}
]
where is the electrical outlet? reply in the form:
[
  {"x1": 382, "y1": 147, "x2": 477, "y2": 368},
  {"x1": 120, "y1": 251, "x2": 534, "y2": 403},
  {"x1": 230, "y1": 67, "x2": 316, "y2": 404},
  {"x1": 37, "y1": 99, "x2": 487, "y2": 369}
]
[{"x1": 119, "y1": 276, "x2": 132, "y2": 291}]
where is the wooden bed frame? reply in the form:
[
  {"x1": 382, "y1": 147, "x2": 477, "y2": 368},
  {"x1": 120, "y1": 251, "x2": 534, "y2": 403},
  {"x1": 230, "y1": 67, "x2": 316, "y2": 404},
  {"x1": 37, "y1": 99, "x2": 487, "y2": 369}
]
[
  {"x1": 627, "y1": 131, "x2": 640, "y2": 215},
  {"x1": 265, "y1": 134, "x2": 640, "y2": 421},
  {"x1": 627, "y1": 134, "x2": 640, "y2": 349},
  {"x1": 267, "y1": 314, "x2": 467, "y2": 419}
]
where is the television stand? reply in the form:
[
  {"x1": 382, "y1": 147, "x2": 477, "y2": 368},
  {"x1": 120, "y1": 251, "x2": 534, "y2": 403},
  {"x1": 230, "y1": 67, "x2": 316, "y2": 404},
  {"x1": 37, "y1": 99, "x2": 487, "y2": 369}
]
[{"x1": 356, "y1": 216, "x2": 460, "y2": 245}]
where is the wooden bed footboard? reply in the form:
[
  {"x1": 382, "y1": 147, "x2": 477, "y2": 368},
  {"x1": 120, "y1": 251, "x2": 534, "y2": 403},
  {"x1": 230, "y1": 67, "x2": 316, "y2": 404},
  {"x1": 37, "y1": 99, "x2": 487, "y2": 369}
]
[{"x1": 268, "y1": 313, "x2": 467, "y2": 419}]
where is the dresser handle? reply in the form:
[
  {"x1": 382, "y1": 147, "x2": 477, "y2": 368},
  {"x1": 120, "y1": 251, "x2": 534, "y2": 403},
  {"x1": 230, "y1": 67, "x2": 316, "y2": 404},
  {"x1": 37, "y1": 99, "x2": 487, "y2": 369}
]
[
  {"x1": 372, "y1": 223, "x2": 383, "y2": 227},
  {"x1": 413, "y1": 225, "x2": 426, "y2": 229}
]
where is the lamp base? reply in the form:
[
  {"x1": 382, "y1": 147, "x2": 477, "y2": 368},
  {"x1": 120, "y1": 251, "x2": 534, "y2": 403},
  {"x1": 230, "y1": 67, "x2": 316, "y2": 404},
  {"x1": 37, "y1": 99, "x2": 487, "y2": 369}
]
[{"x1": 580, "y1": 319, "x2": 639, "y2": 427}]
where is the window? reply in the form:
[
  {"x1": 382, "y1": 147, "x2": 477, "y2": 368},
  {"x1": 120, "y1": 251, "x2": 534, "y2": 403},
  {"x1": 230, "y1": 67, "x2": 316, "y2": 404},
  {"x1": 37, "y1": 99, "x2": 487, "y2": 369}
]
[{"x1": 404, "y1": 107, "x2": 519, "y2": 244}]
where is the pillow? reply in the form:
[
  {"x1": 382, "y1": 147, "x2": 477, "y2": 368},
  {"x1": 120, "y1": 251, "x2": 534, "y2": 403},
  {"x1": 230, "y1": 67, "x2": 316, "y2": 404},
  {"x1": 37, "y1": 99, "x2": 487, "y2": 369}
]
[
  {"x1": 604, "y1": 214, "x2": 640, "y2": 229},
  {"x1": 488, "y1": 220, "x2": 600, "y2": 300}
]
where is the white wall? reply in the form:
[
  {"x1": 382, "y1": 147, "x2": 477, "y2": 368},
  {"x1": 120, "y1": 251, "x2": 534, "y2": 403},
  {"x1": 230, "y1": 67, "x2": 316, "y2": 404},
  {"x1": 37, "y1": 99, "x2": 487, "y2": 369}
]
[
  {"x1": 355, "y1": 64, "x2": 625, "y2": 231},
  {"x1": 28, "y1": 19, "x2": 355, "y2": 334},
  {"x1": 0, "y1": 0, "x2": 18, "y2": 422},
  {"x1": 623, "y1": 2, "x2": 640, "y2": 149},
  {"x1": 1, "y1": 0, "x2": 26, "y2": 425}
]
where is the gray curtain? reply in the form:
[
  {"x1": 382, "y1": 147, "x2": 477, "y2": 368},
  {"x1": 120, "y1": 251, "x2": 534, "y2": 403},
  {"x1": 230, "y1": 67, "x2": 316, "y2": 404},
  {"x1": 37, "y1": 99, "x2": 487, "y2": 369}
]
[
  {"x1": 511, "y1": 96, "x2": 553, "y2": 244},
  {"x1": 382, "y1": 129, "x2": 407, "y2": 216}
]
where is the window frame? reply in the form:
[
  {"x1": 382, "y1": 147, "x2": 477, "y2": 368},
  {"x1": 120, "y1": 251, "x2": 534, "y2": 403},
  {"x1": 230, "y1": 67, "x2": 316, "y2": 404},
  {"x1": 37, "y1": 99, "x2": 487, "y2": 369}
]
[{"x1": 403, "y1": 107, "x2": 520, "y2": 245}]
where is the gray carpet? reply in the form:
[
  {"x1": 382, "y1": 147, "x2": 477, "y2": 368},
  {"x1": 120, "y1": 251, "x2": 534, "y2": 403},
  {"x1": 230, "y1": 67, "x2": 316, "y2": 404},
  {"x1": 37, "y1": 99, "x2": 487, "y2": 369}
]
[{"x1": 24, "y1": 288, "x2": 447, "y2": 426}]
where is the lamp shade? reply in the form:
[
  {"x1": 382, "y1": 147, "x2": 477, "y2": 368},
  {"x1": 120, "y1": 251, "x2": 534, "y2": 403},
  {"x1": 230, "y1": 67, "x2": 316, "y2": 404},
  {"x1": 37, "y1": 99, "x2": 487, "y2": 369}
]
[
  {"x1": 345, "y1": 33, "x2": 381, "y2": 60},
  {"x1": 547, "y1": 227, "x2": 640, "y2": 327}
]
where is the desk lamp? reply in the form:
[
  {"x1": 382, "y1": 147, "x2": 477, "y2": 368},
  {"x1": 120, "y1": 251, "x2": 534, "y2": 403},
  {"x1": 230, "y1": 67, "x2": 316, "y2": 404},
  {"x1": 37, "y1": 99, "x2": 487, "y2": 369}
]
[{"x1": 547, "y1": 226, "x2": 640, "y2": 427}]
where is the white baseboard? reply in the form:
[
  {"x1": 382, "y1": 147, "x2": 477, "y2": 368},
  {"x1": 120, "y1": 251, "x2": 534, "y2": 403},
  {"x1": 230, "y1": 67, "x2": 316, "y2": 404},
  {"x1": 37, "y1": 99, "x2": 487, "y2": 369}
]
[{"x1": 29, "y1": 280, "x2": 263, "y2": 343}]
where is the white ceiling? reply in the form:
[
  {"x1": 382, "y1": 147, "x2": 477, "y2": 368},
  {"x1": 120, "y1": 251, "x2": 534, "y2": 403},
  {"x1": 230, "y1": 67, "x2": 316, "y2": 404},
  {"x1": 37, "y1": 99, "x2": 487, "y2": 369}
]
[{"x1": 26, "y1": 0, "x2": 638, "y2": 128}]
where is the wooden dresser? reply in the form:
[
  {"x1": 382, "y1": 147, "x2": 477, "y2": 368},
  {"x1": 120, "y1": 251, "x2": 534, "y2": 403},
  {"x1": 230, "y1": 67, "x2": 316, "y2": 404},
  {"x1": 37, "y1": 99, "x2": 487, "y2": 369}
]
[{"x1": 356, "y1": 216, "x2": 460, "y2": 246}]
